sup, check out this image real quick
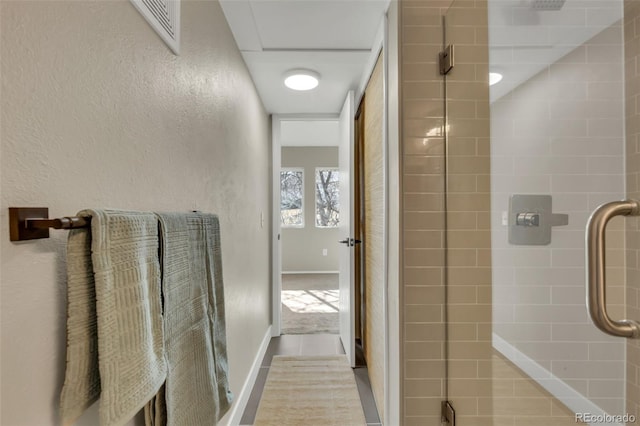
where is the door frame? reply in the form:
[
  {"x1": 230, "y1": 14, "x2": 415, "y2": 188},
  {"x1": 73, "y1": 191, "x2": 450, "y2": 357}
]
[
  {"x1": 271, "y1": 113, "x2": 341, "y2": 338},
  {"x1": 353, "y1": 11, "x2": 401, "y2": 426}
]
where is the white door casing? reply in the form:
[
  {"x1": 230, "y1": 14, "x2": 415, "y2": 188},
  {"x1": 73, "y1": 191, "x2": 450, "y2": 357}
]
[
  {"x1": 338, "y1": 91, "x2": 356, "y2": 367},
  {"x1": 271, "y1": 115, "x2": 282, "y2": 337}
]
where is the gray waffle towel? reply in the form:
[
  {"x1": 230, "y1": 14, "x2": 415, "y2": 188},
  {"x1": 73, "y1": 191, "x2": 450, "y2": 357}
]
[
  {"x1": 153, "y1": 212, "x2": 233, "y2": 425},
  {"x1": 60, "y1": 209, "x2": 167, "y2": 426}
]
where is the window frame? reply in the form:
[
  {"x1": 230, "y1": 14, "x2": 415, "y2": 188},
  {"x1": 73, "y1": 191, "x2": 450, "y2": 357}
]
[
  {"x1": 314, "y1": 167, "x2": 340, "y2": 228},
  {"x1": 280, "y1": 167, "x2": 305, "y2": 228}
]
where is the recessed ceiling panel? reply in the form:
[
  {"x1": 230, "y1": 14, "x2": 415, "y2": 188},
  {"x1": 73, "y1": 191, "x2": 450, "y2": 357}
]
[
  {"x1": 242, "y1": 50, "x2": 370, "y2": 114},
  {"x1": 250, "y1": 0, "x2": 388, "y2": 50},
  {"x1": 219, "y1": 0, "x2": 388, "y2": 113}
]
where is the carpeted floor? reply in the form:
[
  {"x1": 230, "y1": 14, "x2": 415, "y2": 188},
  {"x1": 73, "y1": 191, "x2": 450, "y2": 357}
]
[
  {"x1": 253, "y1": 355, "x2": 367, "y2": 426},
  {"x1": 281, "y1": 274, "x2": 339, "y2": 335}
]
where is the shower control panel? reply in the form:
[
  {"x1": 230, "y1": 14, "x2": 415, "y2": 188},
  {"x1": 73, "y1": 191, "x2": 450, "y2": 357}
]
[
  {"x1": 515, "y1": 212, "x2": 540, "y2": 227},
  {"x1": 509, "y1": 195, "x2": 568, "y2": 245}
]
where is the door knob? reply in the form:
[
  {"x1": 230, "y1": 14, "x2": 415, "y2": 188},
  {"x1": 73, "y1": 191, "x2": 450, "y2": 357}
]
[{"x1": 339, "y1": 238, "x2": 362, "y2": 246}]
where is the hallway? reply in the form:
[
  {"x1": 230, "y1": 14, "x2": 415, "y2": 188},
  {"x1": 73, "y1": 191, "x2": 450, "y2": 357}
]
[{"x1": 240, "y1": 335, "x2": 380, "y2": 426}]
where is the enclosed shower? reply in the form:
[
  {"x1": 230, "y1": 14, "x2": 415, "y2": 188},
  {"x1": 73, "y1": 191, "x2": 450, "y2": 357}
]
[{"x1": 433, "y1": 0, "x2": 639, "y2": 423}]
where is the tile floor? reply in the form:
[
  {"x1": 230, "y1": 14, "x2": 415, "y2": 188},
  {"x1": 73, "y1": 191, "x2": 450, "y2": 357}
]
[{"x1": 240, "y1": 334, "x2": 381, "y2": 426}]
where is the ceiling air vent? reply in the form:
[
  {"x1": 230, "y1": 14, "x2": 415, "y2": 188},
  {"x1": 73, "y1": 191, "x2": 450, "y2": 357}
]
[
  {"x1": 130, "y1": 0, "x2": 180, "y2": 55},
  {"x1": 530, "y1": 0, "x2": 566, "y2": 11}
]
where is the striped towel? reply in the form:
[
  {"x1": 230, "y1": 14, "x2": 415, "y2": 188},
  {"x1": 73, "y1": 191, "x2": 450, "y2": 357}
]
[
  {"x1": 60, "y1": 209, "x2": 167, "y2": 426},
  {"x1": 152, "y1": 212, "x2": 233, "y2": 425}
]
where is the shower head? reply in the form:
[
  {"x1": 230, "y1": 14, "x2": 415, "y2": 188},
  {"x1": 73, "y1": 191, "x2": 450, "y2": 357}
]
[{"x1": 530, "y1": 0, "x2": 566, "y2": 10}]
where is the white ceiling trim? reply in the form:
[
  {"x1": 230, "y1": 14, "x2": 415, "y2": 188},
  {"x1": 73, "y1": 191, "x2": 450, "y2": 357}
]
[{"x1": 219, "y1": 0, "x2": 263, "y2": 51}]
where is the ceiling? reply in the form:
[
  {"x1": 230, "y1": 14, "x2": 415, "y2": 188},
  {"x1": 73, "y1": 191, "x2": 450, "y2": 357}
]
[
  {"x1": 219, "y1": 1, "x2": 623, "y2": 119},
  {"x1": 281, "y1": 120, "x2": 339, "y2": 147},
  {"x1": 219, "y1": 0, "x2": 390, "y2": 115}
]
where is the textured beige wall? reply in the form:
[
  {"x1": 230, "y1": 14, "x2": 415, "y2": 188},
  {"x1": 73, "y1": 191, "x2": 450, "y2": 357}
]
[
  {"x1": 625, "y1": 1, "x2": 640, "y2": 421},
  {"x1": 281, "y1": 147, "x2": 340, "y2": 272},
  {"x1": 0, "y1": 1, "x2": 271, "y2": 425},
  {"x1": 363, "y1": 53, "x2": 386, "y2": 421}
]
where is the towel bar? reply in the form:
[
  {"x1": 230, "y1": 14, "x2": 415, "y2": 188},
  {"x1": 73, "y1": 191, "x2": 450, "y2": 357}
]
[{"x1": 9, "y1": 207, "x2": 90, "y2": 241}]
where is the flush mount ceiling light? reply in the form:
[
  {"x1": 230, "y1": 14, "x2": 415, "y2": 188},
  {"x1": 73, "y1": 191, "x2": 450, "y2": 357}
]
[
  {"x1": 489, "y1": 72, "x2": 503, "y2": 86},
  {"x1": 284, "y1": 69, "x2": 320, "y2": 91}
]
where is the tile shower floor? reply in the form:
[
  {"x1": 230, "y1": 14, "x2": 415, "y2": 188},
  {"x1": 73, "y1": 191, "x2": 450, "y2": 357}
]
[{"x1": 240, "y1": 334, "x2": 381, "y2": 425}]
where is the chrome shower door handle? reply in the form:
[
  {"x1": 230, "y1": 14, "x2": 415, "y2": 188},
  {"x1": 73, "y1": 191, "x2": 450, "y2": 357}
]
[{"x1": 586, "y1": 199, "x2": 640, "y2": 339}]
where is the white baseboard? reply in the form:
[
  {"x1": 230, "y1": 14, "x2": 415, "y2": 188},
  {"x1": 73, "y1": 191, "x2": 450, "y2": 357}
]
[
  {"x1": 492, "y1": 333, "x2": 622, "y2": 426},
  {"x1": 225, "y1": 325, "x2": 272, "y2": 426},
  {"x1": 281, "y1": 271, "x2": 339, "y2": 274}
]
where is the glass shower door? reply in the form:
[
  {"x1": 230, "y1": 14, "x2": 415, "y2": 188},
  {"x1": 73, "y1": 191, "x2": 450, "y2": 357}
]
[{"x1": 444, "y1": 0, "x2": 638, "y2": 424}]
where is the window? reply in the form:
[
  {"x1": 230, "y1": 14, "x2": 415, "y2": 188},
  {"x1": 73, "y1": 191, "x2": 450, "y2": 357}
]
[
  {"x1": 315, "y1": 168, "x2": 339, "y2": 227},
  {"x1": 280, "y1": 169, "x2": 304, "y2": 227}
]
